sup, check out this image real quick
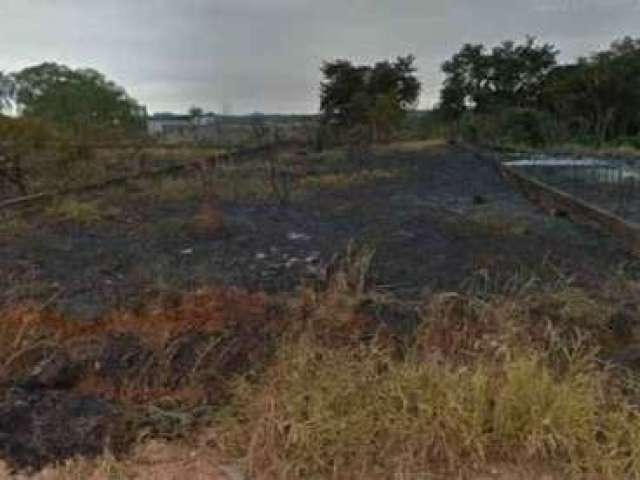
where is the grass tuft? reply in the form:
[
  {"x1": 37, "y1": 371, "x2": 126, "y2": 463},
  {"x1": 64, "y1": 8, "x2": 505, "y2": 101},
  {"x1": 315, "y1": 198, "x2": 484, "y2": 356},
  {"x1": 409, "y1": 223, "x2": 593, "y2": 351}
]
[{"x1": 44, "y1": 198, "x2": 117, "y2": 225}]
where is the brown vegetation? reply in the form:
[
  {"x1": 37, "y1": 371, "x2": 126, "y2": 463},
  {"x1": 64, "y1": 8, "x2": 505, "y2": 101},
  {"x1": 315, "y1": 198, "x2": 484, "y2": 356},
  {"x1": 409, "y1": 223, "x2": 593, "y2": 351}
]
[{"x1": 2, "y1": 255, "x2": 640, "y2": 478}]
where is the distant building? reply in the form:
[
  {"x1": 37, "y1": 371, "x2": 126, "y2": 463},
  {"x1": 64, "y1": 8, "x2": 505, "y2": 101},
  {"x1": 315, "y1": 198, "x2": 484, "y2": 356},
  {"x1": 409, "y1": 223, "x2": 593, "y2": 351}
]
[{"x1": 147, "y1": 112, "x2": 217, "y2": 137}]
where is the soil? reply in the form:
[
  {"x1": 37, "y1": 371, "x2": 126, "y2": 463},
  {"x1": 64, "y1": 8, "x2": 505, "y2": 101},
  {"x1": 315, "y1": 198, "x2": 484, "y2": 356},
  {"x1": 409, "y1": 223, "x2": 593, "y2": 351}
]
[{"x1": 0, "y1": 144, "x2": 633, "y2": 318}]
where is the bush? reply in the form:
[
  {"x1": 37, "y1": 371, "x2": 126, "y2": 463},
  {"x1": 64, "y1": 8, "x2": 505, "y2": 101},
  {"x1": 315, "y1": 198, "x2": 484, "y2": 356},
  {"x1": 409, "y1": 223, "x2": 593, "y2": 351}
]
[
  {"x1": 457, "y1": 108, "x2": 559, "y2": 148},
  {"x1": 500, "y1": 108, "x2": 558, "y2": 147},
  {"x1": 0, "y1": 117, "x2": 62, "y2": 195}
]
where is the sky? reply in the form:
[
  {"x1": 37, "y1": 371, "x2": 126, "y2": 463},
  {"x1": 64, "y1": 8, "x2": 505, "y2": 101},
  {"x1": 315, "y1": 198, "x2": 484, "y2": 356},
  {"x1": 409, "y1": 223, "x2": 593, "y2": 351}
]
[{"x1": 1, "y1": 0, "x2": 639, "y2": 114}]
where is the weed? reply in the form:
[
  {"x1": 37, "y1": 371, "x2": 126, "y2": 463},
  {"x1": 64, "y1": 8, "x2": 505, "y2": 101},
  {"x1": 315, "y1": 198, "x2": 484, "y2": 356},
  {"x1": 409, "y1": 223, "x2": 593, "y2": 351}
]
[
  {"x1": 0, "y1": 213, "x2": 30, "y2": 237},
  {"x1": 44, "y1": 198, "x2": 116, "y2": 225},
  {"x1": 190, "y1": 194, "x2": 225, "y2": 236},
  {"x1": 264, "y1": 157, "x2": 296, "y2": 205},
  {"x1": 465, "y1": 210, "x2": 531, "y2": 237},
  {"x1": 141, "y1": 177, "x2": 200, "y2": 203},
  {"x1": 372, "y1": 138, "x2": 448, "y2": 154}
]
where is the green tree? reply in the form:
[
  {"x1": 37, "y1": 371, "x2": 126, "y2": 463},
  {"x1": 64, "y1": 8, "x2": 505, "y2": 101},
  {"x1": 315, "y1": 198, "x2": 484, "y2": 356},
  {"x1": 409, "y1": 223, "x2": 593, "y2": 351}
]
[
  {"x1": 11, "y1": 63, "x2": 145, "y2": 136},
  {"x1": 440, "y1": 37, "x2": 558, "y2": 117},
  {"x1": 542, "y1": 37, "x2": 640, "y2": 144},
  {"x1": 189, "y1": 105, "x2": 204, "y2": 118},
  {"x1": 320, "y1": 55, "x2": 421, "y2": 142}
]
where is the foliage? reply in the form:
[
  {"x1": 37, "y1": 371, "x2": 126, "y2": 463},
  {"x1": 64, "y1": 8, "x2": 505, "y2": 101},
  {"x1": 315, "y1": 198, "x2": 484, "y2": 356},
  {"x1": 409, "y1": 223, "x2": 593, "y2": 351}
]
[
  {"x1": 0, "y1": 116, "x2": 62, "y2": 194},
  {"x1": 542, "y1": 37, "x2": 640, "y2": 144},
  {"x1": 44, "y1": 198, "x2": 115, "y2": 225},
  {"x1": 188, "y1": 105, "x2": 204, "y2": 118},
  {"x1": 458, "y1": 108, "x2": 558, "y2": 147},
  {"x1": 320, "y1": 55, "x2": 421, "y2": 142},
  {"x1": 440, "y1": 37, "x2": 558, "y2": 118},
  {"x1": 441, "y1": 36, "x2": 640, "y2": 147},
  {"x1": 10, "y1": 62, "x2": 145, "y2": 136}
]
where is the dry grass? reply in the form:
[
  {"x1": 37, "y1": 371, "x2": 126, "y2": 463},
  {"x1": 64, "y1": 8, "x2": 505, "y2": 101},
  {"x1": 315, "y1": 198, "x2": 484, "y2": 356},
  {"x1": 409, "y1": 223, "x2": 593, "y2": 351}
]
[
  {"x1": 0, "y1": 439, "x2": 237, "y2": 480},
  {"x1": 189, "y1": 195, "x2": 226, "y2": 236},
  {"x1": 298, "y1": 168, "x2": 400, "y2": 191},
  {"x1": 2, "y1": 248, "x2": 640, "y2": 478},
  {"x1": 43, "y1": 197, "x2": 119, "y2": 225},
  {"x1": 219, "y1": 339, "x2": 640, "y2": 480},
  {"x1": 0, "y1": 213, "x2": 30, "y2": 237},
  {"x1": 138, "y1": 176, "x2": 201, "y2": 203},
  {"x1": 372, "y1": 138, "x2": 449, "y2": 155},
  {"x1": 213, "y1": 272, "x2": 640, "y2": 480},
  {"x1": 217, "y1": 325, "x2": 640, "y2": 479},
  {"x1": 466, "y1": 210, "x2": 531, "y2": 237},
  {"x1": 0, "y1": 287, "x2": 277, "y2": 406}
]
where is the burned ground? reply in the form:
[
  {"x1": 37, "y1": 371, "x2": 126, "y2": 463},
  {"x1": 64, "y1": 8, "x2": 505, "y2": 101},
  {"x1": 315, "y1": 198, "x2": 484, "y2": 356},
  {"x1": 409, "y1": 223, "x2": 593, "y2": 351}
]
[
  {"x1": 1, "y1": 141, "x2": 638, "y2": 474},
  {"x1": 0, "y1": 142, "x2": 632, "y2": 318}
]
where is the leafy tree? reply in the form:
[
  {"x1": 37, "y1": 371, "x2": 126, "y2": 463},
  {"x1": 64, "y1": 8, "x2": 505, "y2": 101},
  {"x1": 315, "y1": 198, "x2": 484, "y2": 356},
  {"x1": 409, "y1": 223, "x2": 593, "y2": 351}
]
[
  {"x1": 542, "y1": 37, "x2": 640, "y2": 143},
  {"x1": 320, "y1": 55, "x2": 421, "y2": 142},
  {"x1": 189, "y1": 105, "x2": 204, "y2": 118},
  {"x1": 10, "y1": 63, "x2": 145, "y2": 135},
  {"x1": 440, "y1": 37, "x2": 558, "y2": 117}
]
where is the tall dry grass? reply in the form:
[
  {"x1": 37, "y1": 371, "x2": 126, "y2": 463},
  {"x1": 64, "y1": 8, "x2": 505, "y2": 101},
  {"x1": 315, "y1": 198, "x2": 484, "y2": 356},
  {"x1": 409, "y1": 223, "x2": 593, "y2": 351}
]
[
  {"x1": 2, "y1": 254, "x2": 640, "y2": 479},
  {"x1": 215, "y1": 270, "x2": 640, "y2": 480}
]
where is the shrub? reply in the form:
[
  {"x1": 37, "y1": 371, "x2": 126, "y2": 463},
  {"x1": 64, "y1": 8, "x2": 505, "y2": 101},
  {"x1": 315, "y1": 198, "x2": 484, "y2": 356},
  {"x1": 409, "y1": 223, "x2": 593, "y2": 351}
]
[
  {"x1": 0, "y1": 117, "x2": 61, "y2": 195},
  {"x1": 457, "y1": 108, "x2": 560, "y2": 148}
]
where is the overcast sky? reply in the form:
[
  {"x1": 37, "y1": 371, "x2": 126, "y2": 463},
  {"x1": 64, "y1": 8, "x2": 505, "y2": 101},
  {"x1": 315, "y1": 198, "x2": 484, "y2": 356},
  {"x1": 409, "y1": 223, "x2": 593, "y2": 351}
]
[{"x1": 1, "y1": 0, "x2": 639, "y2": 114}]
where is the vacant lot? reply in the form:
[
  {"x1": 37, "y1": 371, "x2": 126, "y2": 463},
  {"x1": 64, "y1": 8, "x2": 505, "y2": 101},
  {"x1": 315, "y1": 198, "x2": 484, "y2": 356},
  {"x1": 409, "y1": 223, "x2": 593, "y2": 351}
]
[
  {"x1": 0, "y1": 141, "x2": 634, "y2": 319},
  {"x1": 4, "y1": 141, "x2": 640, "y2": 479}
]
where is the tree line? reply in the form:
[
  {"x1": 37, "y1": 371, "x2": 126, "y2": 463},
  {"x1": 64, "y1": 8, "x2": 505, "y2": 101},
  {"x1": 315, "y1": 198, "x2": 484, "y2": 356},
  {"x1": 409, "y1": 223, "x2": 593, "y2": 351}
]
[
  {"x1": 1, "y1": 35, "x2": 640, "y2": 149},
  {"x1": 438, "y1": 36, "x2": 640, "y2": 147}
]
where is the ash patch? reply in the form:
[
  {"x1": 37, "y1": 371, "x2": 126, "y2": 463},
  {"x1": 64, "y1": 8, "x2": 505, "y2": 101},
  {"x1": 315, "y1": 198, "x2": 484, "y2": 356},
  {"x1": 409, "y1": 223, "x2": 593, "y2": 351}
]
[{"x1": 0, "y1": 388, "x2": 125, "y2": 472}]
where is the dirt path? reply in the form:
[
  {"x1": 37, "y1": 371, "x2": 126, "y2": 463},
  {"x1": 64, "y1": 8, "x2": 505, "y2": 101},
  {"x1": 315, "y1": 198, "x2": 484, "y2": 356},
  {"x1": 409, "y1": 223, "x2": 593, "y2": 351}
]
[{"x1": 0, "y1": 144, "x2": 633, "y2": 318}]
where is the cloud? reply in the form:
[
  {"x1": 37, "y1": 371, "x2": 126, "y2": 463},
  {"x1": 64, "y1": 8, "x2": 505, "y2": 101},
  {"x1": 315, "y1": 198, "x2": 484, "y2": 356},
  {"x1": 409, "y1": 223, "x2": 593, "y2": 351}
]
[{"x1": 0, "y1": 0, "x2": 638, "y2": 113}]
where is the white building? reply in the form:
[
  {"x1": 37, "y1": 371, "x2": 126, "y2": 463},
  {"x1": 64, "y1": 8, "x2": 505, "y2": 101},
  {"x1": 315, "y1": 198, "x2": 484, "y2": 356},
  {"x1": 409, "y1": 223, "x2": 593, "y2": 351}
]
[{"x1": 147, "y1": 112, "x2": 217, "y2": 137}]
